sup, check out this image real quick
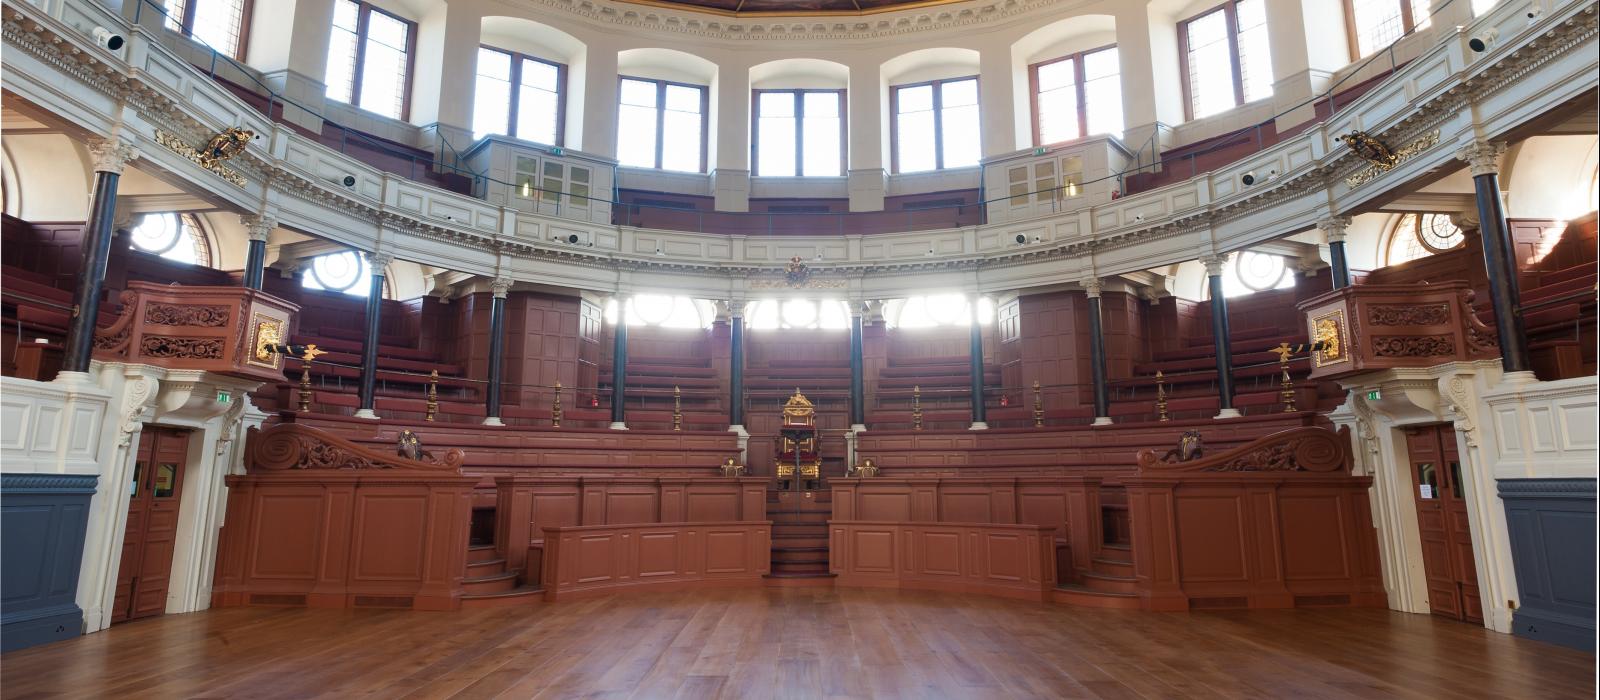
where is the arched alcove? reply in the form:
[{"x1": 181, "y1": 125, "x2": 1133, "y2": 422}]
[
  {"x1": 617, "y1": 48, "x2": 720, "y2": 171},
  {"x1": 478, "y1": 16, "x2": 588, "y2": 147},
  {"x1": 1010, "y1": 14, "x2": 1118, "y2": 148}
]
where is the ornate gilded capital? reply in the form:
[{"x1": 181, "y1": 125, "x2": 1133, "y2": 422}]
[
  {"x1": 88, "y1": 138, "x2": 138, "y2": 175},
  {"x1": 490, "y1": 277, "x2": 514, "y2": 298},
  {"x1": 363, "y1": 250, "x2": 395, "y2": 271},
  {"x1": 240, "y1": 213, "x2": 277, "y2": 242},
  {"x1": 1316, "y1": 216, "x2": 1352, "y2": 243},
  {"x1": 1199, "y1": 254, "x2": 1229, "y2": 277},
  {"x1": 1081, "y1": 279, "x2": 1103, "y2": 298},
  {"x1": 1456, "y1": 140, "x2": 1506, "y2": 178}
]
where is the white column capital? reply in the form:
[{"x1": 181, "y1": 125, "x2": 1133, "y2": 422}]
[
  {"x1": 88, "y1": 138, "x2": 139, "y2": 175},
  {"x1": 363, "y1": 251, "x2": 395, "y2": 271},
  {"x1": 1456, "y1": 140, "x2": 1506, "y2": 178},
  {"x1": 490, "y1": 277, "x2": 514, "y2": 298},
  {"x1": 1081, "y1": 278, "x2": 1103, "y2": 298},
  {"x1": 240, "y1": 213, "x2": 278, "y2": 242},
  {"x1": 1199, "y1": 254, "x2": 1230, "y2": 277},
  {"x1": 1316, "y1": 216, "x2": 1352, "y2": 243}
]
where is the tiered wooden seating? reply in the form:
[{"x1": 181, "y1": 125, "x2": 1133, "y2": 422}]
[
  {"x1": 602, "y1": 354, "x2": 727, "y2": 430},
  {"x1": 869, "y1": 355, "x2": 1004, "y2": 429},
  {"x1": 1106, "y1": 326, "x2": 1336, "y2": 420},
  {"x1": 280, "y1": 324, "x2": 486, "y2": 422}
]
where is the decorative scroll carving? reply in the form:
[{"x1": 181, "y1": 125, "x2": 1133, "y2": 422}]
[
  {"x1": 1458, "y1": 290, "x2": 1500, "y2": 356},
  {"x1": 92, "y1": 290, "x2": 138, "y2": 354},
  {"x1": 246, "y1": 423, "x2": 464, "y2": 472},
  {"x1": 139, "y1": 335, "x2": 223, "y2": 359},
  {"x1": 144, "y1": 302, "x2": 231, "y2": 327},
  {"x1": 1136, "y1": 426, "x2": 1350, "y2": 474},
  {"x1": 1371, "y1": 335, "x2": 1456, "y2": 357},
  {"x1": 1368, "y1": 303, "x2": 1449, "y2": 326}
]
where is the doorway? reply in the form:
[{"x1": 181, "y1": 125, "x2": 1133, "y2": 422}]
[
  {"x1": 112, "y1": 426, "x2": 191, "y2": 624},
  {"x1": 1404, "y1": 424, "x2": 1483, "y2": 624}
]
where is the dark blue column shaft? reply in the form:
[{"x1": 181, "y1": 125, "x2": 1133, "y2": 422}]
[
  {"x1": 1472, "y1": 172, "x2": 1531, "y2": 373},
  {"x1": 485, "y1": 294, "x2": 507, "y2": 419},
  {"x1": 357, "y1": 272, "x2": 384, "y2": 412},
  {"x1": 1209, "y1": 273, "x2": 1235, "y2": 412},
  {"x1": 729, "y1": 314, "x2": 744, "y2": 426},
  {"x1": 611, "y1": 318, "x2": 628, "y2": 424},
  {"x1": 62, "y1": 170, "x2": 121, "y2": 373},
  {"x1": 849, "y1": 313, "x2": 864, "y2": 425},
  {"x1": 1087, "y1": 294, "x2": 1109, "y2": 419}
]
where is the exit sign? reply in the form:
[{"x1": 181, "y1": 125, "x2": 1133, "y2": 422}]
[
  {"x1": 217, "y1": 390, "x2": 232, "y2": 404},
  {"x1": 1033, "y1": 147, "x2": 1047, "y2": 156},
  {"x1": 1365, "y1": 389, "x2": 1381, "y2": 401}
]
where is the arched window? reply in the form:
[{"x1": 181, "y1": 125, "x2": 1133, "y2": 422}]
[
  {"x1": 885, "y1": 295, "x2": 994, "y2": 328},
  {"x1": 1385, "y1": 213, "x2": 1465, "y2": 266},
  {"x1": 301, "y1": 251, "x2": 381, "y2": 297},
  {"x1": 745, "y1": 299, "x2": 850, "y2": 330},
  {"x1": 604, "y1": 295, "x2": 713, "y2": 328},
  {"x1": 128, "y1": 213, "x2": 213, "y2": 267}
]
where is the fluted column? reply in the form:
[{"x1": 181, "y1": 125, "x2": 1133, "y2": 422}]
[
  {"x1": 1459, "y1": 140, "x2": 1532, "y2": 377},
  {"x1": 240, "y1": 213, "x2": 275, "y2": 290},
  {"x1": 1203, "y1": 255, "x2": 1240, "y2": 419},
  {"x1": 483, "y1": 278, "x2": 512, "y2": 426},
  {"x1": 1085, "y1": 280, "x2": 1111, "y2": 426},
  {"x1": 353, "y1": 251, "x2": 392, "y2": 420},
  {"x1": 609, "y1": 301, "x2": 629, "y2": 430},
  {"x1": 969, "y1": 297, "x2": 988, "y2": 430},
  {"x1": 61, "y1": 138, "x2": 138, "y2": 376},
  {"x1": 1318, "y1": 216, "x2": 1353, "y2": 289}
]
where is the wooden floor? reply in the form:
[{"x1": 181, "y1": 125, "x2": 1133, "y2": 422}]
[{"x1": 3, "y1": 588, "x2": 1592, "y2": 699}]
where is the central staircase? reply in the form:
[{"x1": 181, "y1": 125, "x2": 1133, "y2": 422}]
[{"x1": 768, "y1": 489, "x2": 833, "y2": 578}]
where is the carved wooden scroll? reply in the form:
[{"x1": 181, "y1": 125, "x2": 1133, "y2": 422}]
[
  {"x1": 246, "y1": 423, "x2": 465, "y2": 472},
  {"x1": 1135, "y1": 426, "x2": 1350, "y2": 474},
  {"x1": 91, "y1": 290, "x2": 139, "y2": 355}
]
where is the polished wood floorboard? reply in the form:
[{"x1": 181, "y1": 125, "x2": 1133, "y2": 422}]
[{"x1": 2, "y1": 588, "x2": 1592, "y2": 699}]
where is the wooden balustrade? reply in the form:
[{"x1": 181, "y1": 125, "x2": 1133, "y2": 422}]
[
  {"x1": 1298, "y1": 281, "x2": 1499, "y2": 380},
  {"x1": 92, "y1": 281, "x2": 299, "y2": 383}
]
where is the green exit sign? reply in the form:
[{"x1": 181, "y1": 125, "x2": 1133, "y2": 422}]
[
  {"x1": 1365, "y1": 389, "x2": 1381, "y2": 401},
  {"x1": 217, "y1": 390, "x2": 232, "y2": 404},
  {"x1": 550, "y1": 147, "x2": 564, "y2": 156},
  {"x1": 1033, "y1": 147, "x2": 1047, "y2": 156}
]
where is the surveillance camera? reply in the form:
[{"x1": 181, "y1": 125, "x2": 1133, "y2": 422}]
[
  {"x1": 444, "y1": 215, "x2": 456, "y2": 222},
  {"x1": 92, "y1": 27, "x2": 124, "y2": 51},
  {"x1": 1527, "y1": 7, "x2": 1542, "y2": 23},
  {"x1": 1134, "y1": 214, "x2": 1144, "y2": 222},
  {"x1": 328, "y1": 174, "x2": 356, "y2": 188},
  {"x1": 1468, "y1": 27, "x2": 1498, "y2": 53},
  {"x1": 1266, "y1": 169, "x2": 1280, "y2": 182},
  {"x1": 1241, "y1": 171, "x2": 1257, "y2": 186},
  {"x1": 1032, "y1": 236, "x2": 1042, "y2": 244},
  {"x1": 1014, "y1": 234, "x2": 1027, "y2": 245},
  {"x1": 565, "y1": 234, "x2": 580, "y2": 244}
]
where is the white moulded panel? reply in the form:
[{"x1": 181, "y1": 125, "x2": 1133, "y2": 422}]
[
  {"x1": 1494, "y1": 406, "x2": 1525, "y2": 459},
  {"x1": 30, "y1": 404, "x2": 63, "y2": 456},
  {"x1": 66, "y1": 404, "x2": 103, "y2": 466},
  {"x1": 1557, "y1": 398, "x2": 1598, "y2": 452},
  {"x1": 1, "y1": 397, "x2": 32, "y2": 452},
  {"x1": 1527, "y1": 405, "x2": 1558, "y2": 453}
]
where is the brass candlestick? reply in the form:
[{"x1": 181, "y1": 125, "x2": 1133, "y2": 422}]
[
  {"x1": 1032, "y1": 380, "x2": 1044, "y2": 428},
  {"x1": 1155, "y1": 370, "x2": 1169, "y2": 422},
  {"x1": 425, "y1": 370, "x2": 439, "y2": 422},
  {"x1": 551, "y1": 382, "x2": 563, "y2": 428},
  {"x1": 1270, "y1": 343, "x2": 1297, "y2": 413},
  {"x1": 295, "y1": 344, "x2": 326, "y2": 413},
  {"x1": 673, "y1": 385, "x2": 682, "y2": 431},
  {"x1": 912, "y1": 385, "x2": 923, "y2": 431}
]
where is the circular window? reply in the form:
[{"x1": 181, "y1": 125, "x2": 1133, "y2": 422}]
[
  {"x1": 631, "y1": 295, "x2": 674, "y2": 325},
  {"x1": 308, "y1": 252, "x2": 367, "y2": 293},
  {"x1": 782, "y1": 299, "x2": 817, "y2": 328},
  {"x1": 1235, "y1": 251, "x2": 1287, "y2": 292},
  {"x1": 128, "y1": 213, "x2": 208, "y2": 265},
  {"x1": 1418, "y1": 213, "x2": 1465, "y2": 253}
]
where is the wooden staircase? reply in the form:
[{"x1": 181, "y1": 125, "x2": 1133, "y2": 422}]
[
  {"x1": 768, "y1": 489, "x2": 833, "y2": 579},
  {"x1": 459, "y1": 543, "x2": 542, "y2": 609},
  {"x1": 1054, "y1": 543, "x2": 1141, "y2": 609}
]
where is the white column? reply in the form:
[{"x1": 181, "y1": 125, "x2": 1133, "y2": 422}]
[
  {"x1": 845, "y1": 58, "x2": 887, "y2": 212},
  {"x1": 1115, "y1": 3, "x2": 1182, "y2": 160},
  {"x1": 713, "y1": 57, "x2": 751, "y2": 212},
  {"x1": 245, "y1": 0, "x2": 336, "y2": 132},
  {"x1": 411, "y1": 1, "x2": 480, "y2": 151},
  {"x1": 1269, "y1": 0, "x2": 1351, "y2": 131}
]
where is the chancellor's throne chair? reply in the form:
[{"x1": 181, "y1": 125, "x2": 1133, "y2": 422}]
[{"x1": 776, "y1": 389, "x2": 822, "y2": 491}]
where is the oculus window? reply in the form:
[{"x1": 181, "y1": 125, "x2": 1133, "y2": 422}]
[
  {"x1": 754, "y1": 90, "x2": 845, "y2": 177},
  {"x1": 1180, "y1": 0, "x2": 1272, "y2": 121},
  {"x1": 301, "y1": 251, "x2": 386, "y2": 298},
  {"x1": 885, "y1": 295, "x2": 994, "y2": 329},
  {"x1": 1213, "y1": 251, "x2": 1296, "y2": 298},
  {"x1": 1385, "y1": 213, "x2": 1464, "y2": 266},
  {"x1": 604, "y1": 296, "x2": 714, "y2": 328},
  {"x1": 473, "y1": 47, "x2": 565, "y2": 145},
  {"x1": 1032, "y1": 46, "x2": 1123, "y2": 145},
  {"x1": 325, "y1": 1, "x2": 415, "y2": 120},
  {"x1": 617, "y1": 77, "x2": 708, "y2": 173},
  {"x1": 128, "y1": 213, "x2": 212, "y2": 268},
  {"x1": 892, "y1": 77, "x2": 980, "y2": 173},
  {"x1": 163, "y1": 0, "x2": 251, "y2": 60},
  {"x1": 745, "y1": 299, "x2": 850, "y2": 330}
]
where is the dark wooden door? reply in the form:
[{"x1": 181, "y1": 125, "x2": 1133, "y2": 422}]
[
  {"x1": 112, "y1": 426, "x2": 190, "y2": 624},
  {"x1": 1405, "y1": 424, "x2": 1482, "y2": 624}
]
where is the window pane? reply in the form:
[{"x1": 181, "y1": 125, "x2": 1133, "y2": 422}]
[
  {"x1": 189, "y1": 0, "x2": 246, "y2": 58},
  {"x1": 473, "y1": 48, "x2": 512, "y2": 139},
  {"x1": 664, "y1": 84, "x2": 703, "y2": 113},
  {"x1": 1186, "y1": 9, "x2": 1235, "y2": 119},
  {"x1": 757, "y1": 92, "x2": 797, "y2": 177},
  {"x1": 620, "y1": 79, "x2": 657, "y2": 107},
  {"x1": 516, "y1": 58, "x2": 561, "y2": 144},
  {"x1": 1235, "y1": 0, "x2": 1273, "y2": 102},
  {"x1": 325, "y1": 1, "x2": 360, "y2": 103},
  {"x1": 940, "y1": 78, "x2": 977, "y2": 108},
  {"x1": 896, "y1": 84, "x2": 938, "y2": 172},
  {"x1": 661, "y1": 85, "x2": 704, "y2": 172},
  {"x1": 1352, "y1": 0, "x2": 1406, "y2": 57},
  {"x1": 359, "y1": 11, "x2": 410, "y2": 119},
  {"x1": 802, "y1": 91, "x2": 841, "y2": 176},
  {"x1": 617, "y1": 103, "x2": 658, "y2": 168},
  {"x1": 1036, "y1": 59, "x2": 1079, "y2": 144},
  {"x1": 165, "y1": 0, "x2": 187, "y2": 33},
  {"x1": 1411, "y1": 0, "x2": 1432, "y2": 29},
  {"x1": 1082, "y1": 48, "x2": 1123, "y2": 136},
  {"x1": 940, "y1": 80, "x2": 981, "y2": 169}
]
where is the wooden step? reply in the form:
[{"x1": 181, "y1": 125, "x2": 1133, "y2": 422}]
[
  {"x1": 462, "y1": 570, "x2": 521, "y2": 595},
  {"x1": 1090, "y1": 557, "x2": 1134, "y2": 578},
  {"x1": 459, "y1": 584, "x2": 543, "y2": 609},
  {"x1": 466, "y1": 558, "x2": 507, "y2": 577},
  {"x1": 1052, "y1": 584, "x2": 1141, "y2": 610},
  {"x1": 467, "y1": 544, "x2": 499, "y2": 563},
  {"x1": 1078, "y1": 571, "x2": 1138, "y2": 595}
]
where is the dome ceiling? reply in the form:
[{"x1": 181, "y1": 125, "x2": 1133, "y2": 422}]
[{"x1": 621, "y1": 0, "x2": 963, "y2": 16}]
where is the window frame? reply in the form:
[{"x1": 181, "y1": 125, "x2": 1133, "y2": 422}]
[
  {"x1": 1341, "y1": 0, "x2": 1425, "y2": 59},
  {"x1": 889, "y1": 75, "x2": 981, "y2": 174},
  {"x1": 1028, "y1": 43, "x2": 1118, "y2": 147},
  {"x1": 751, "y1": 88, "x2": 847, "y2": 178},
  {"x1": 330, "y1": 1, "x2": 418, "y2": 121},
  {"x1": 1177, "y1": 1, "x2": 1250, "y2": 122},
  {"x1": 476, "y1": 45, "x2": 568, "y2": 146},
  {"x1": 616, "y1": 75, "x2": 711, "y2": 173},
  {"x1": 165, "y1": 0, "x2": 255, "y2": 60}
]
